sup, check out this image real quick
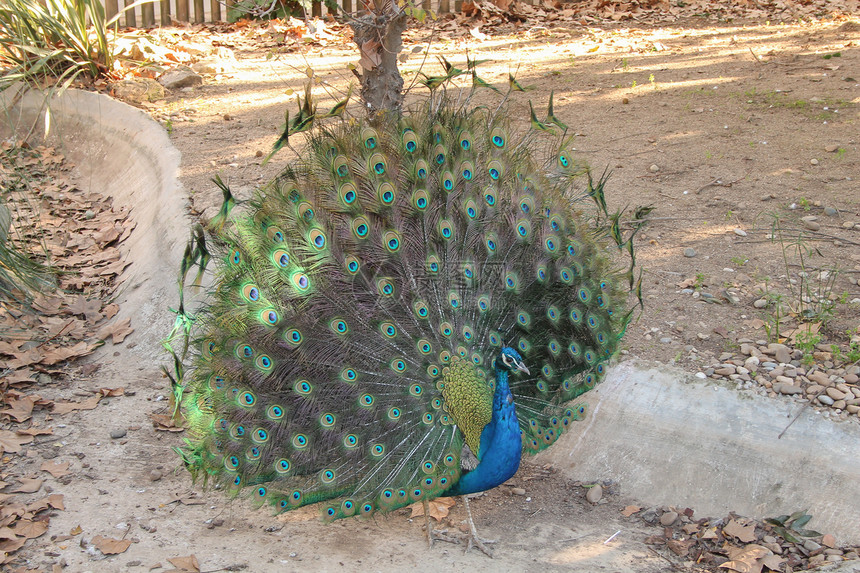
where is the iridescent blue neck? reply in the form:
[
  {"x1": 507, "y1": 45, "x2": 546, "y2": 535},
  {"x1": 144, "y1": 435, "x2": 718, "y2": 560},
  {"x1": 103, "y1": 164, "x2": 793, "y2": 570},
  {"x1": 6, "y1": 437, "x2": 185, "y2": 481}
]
[{"x1": 443, "y1": 365, "x2": 522, "y2": 496}]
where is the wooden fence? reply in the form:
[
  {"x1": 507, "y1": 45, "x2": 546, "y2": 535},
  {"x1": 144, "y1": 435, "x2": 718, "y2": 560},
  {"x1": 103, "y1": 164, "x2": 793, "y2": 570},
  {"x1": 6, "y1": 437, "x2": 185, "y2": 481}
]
[{"x1": 103, "y1": 0, "x2": 458, "y2": 27}]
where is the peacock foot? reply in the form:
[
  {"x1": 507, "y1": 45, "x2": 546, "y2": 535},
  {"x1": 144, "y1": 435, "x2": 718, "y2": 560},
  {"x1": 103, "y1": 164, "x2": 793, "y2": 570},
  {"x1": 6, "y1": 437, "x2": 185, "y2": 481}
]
[
  {"x1": 426, "y1": 527, "x2": 460, "y2": 547},
  {"x1": 464, "y1": 529, "x2": 496, "y2": 557},
  {"x1": 462, "y1": 495, "x2": 495, "y2": 557},
  {"x1": 423, "y1": 498, "x2": 460, "y2": 548}
]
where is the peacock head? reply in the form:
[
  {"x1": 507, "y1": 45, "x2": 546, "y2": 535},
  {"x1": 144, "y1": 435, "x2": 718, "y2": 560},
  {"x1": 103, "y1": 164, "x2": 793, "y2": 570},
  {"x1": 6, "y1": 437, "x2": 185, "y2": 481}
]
[{"x1": 496, "y1": 347, "x2": 530, "y2": 375}]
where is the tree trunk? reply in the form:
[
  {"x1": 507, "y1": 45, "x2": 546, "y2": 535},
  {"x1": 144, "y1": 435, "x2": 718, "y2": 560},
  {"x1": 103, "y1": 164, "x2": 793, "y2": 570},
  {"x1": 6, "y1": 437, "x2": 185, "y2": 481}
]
[{"x1": 348, "y1": 1, "x2": 407, "y2": 120}]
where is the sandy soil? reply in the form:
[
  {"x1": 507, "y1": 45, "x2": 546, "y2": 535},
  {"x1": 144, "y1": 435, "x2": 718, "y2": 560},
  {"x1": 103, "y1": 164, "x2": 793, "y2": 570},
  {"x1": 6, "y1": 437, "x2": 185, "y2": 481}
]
[
  {"x1": 161, "y1": 16, "x2": 860, "y2": 371},
  {"x1": 4, "y1": 11, "x2": 860, "y2": 573}
]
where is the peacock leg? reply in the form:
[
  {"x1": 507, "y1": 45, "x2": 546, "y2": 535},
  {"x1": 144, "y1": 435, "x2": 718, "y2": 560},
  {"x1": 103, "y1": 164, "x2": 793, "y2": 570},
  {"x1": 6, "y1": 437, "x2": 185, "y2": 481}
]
[
  {"x1": 423, "y1": 498, "x2": 433, "y2": 548},
  {"x1": 422, "y1": 498, "x2": 459, "y2": 548},
  {"x1": 462, "y1": 495, "x2": 495, "y2": 557}
]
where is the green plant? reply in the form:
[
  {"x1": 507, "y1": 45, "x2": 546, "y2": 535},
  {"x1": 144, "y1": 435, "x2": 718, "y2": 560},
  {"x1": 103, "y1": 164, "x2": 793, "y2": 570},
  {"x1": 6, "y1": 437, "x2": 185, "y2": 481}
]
[
  {"x1": 761, "y1": 291, "x2": 784, "y2": 341},
  {"x1": 845, "y1": 329, "x2": 860, "y2": 363},
  {"x1": 693, "y1": 272, "x2": 706, "y2": 291},
  {"x1": 730, "y1": 256, "x2": 748, "y2": 267},
  {"x1": 795, "y1": 331, "x2": 821, "y2": 366},
  {"x1": 0, "y1": 0, "x2": 154, "y2": 92},
  {"x1": 228, "y1": 0, "x2": 337, "y2": 21},
  {"x1": 767, "y1": 212, "x2": 840, "y2": 327},
  {"x1": 765, "y1": 511, "x2": 821, "y2": 543},
  {"x1": 0, "y1": 145, "x2": 56, "y2": 303},
  {"x1": 631, "y1": 80, "x2": 637, "y2": 89}
]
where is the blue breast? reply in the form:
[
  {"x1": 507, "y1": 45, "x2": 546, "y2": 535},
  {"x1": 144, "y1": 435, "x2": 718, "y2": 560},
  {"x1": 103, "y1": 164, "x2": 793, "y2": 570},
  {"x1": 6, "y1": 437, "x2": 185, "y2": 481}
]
[{"x1": 443, "y1": 372, "x2": 522, "y2": 496}]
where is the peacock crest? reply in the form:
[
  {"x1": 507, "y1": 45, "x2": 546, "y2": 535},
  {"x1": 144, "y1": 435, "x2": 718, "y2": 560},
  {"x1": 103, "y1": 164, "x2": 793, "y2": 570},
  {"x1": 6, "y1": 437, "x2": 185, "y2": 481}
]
[{"x1": 164, "y1": 69, "x2": 642, "y2": 525}]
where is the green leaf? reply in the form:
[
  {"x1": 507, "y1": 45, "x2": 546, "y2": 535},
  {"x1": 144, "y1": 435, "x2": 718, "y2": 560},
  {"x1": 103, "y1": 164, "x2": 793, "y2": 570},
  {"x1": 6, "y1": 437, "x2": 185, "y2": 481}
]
[
  {"x1": 791, "y1": 514, "x2": 812, "y2": 530},
  {"x1": 793, "y1": 529, "x2": 822, "y2": 538},
  {"x1": 774, "y1": 526, "x2": 801, "y2": 544},
  {"x1": 787, "y1": 509, "x2": 808, "y2": 523}
]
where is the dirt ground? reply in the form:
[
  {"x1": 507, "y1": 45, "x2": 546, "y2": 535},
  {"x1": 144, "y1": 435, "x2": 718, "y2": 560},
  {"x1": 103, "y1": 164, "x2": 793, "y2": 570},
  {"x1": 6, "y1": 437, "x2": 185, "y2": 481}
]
[
  {"x1": 4, "y1": 8, "x2": 860, "y2": 573},
  {"x1": 161, "y1": 14, "x2": 860, "y2": 371}
]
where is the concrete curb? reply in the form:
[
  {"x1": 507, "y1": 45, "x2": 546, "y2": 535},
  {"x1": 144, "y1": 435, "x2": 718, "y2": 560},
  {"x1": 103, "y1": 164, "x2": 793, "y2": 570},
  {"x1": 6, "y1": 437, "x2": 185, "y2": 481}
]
[
  {"x1": 1, "y1": 87, "x2": 189, "y2": 360},
  {"x1": 541, "y1": 360, "x2": 860, "y2": 545}
]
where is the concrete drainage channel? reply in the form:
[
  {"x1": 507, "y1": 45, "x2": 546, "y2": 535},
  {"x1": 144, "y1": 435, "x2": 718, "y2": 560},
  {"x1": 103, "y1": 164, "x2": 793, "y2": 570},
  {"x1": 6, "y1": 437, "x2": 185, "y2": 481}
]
[{"x1": 2, "y1": 89, "x2": 859, "y2": 560}]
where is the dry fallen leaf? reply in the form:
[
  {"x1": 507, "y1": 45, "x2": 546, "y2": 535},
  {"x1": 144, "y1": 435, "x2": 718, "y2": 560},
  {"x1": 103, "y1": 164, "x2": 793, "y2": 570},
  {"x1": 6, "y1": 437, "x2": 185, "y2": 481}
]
[
  {"x1": 0, "y1": 430, "x2": 33, "y2": 454},
  {"x1": 3, "y1": 369, "x2": 37, "y2": 385},
  {"x1": 168, "y1": 554, "x2": 201, "y2": 572},
  {"x1": 41, "y1": 341, "x2": 97, "y2": 365},
  {"x1": 12, "y1": 519, "x2": 49, "y2": 539},
  {"x1": 66, "y1": 295, "x2": 103, "y2": 323},
  {"x1": 621, "y1": 505, "x2": 642, "y2": 517},
  {"x1": 786, "y1": 322, "x2": 821, "y2": 344},
  {"x1": 12, "y1": 477, "x2": 43, "y2": 493},
  {"x1": 1, "y1": 395, "x2": 36, "y2": 423},
  {"x1": 16, "y1": 426, "x2": 53, "y2": 437},
  {"x1": 150, "y1": 412, "x2": 184, "y2": 432},
  {"x1": 40, "y1": 460, "x2": 71, "y2": 478},
  {"x1": 0, "y1": 535, "x2": 26, "y2": 555},
  {"x1": 97, "y1": 317, "x2": 134, "y2": 344},
  {"x1": 761, "y1": 554, "x2": 785, "y2": 570},
  {"x1": 52, "y1": 395, "x2": 100, "y2": 415},
  {"x1": 719, "y1": 543, "x2": 770, "y2": 573},
  {"x1": 667, "y1": 538, "x2": 694, "y2": 556},
  {"x1": 92, "y1": 535, "x2": 132, "y2": 555},
  {"x1": 98, "y1": 387, "x2": 125, "y2": 397},
  {"x1": 723, "y1": 518, "x2": 757, "y2": 543},
  {"x1": 409, "y1": 497, "x2": 455, "y2": 521},
  {"x1": 27, "y1": 494, "x2": 65, "y2": 513}
]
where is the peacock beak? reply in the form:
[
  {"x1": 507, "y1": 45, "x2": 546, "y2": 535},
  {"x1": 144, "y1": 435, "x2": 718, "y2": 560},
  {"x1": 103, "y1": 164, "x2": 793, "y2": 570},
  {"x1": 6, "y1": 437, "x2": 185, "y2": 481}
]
[{"x1": 516, "y1": 362, "x2": 530, "y2": 375}]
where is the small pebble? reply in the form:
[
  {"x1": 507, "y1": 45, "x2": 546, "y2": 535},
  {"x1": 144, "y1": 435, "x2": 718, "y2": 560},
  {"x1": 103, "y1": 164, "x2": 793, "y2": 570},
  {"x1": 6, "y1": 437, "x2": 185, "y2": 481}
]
[
  {"x1": 824, "y1": 144, "x2": 838, "y2": 152},
  {"x1": 149, "y1": 469, "x2": 163, "y2": 482},
  {"x1": 777, "y1": 383, "x2": 803, "y2": 395},
  {"x1": 753, "y1": 298, "x2": 768, "y2": 309},
  {"x1": 660, "y1": 511, "x2": 679, "y2": 526},
  {"x1": 585, "y1": 484, "x2": 603, "y2": 503},
  {"x1": 683, "y1": 247, "x2": 697, "y2": 258},
  {"x1": 733, "y1": 228, "x2": 747, "y2": 237},
  {"x1": 640, "y1": 508, "x2": 659, "y2": 524},
  {"x1": 823, "y1": 206, "x2": 837, "y2": 216},
  {"x1": 110, "y1": 429, "x2": 127, "y2": 439},
  {"x1": 810, "y1": 158, "x2": 819, "y2": 166},
  {"x1": 510, "y1": 487, "x2": 526, "y2": 496},
  {"x1": 649, "y1": 164, "x2": 660, "y2": 173},
  {"x1": 84, "y1": 210, "x2": 96, "y2": 220}
]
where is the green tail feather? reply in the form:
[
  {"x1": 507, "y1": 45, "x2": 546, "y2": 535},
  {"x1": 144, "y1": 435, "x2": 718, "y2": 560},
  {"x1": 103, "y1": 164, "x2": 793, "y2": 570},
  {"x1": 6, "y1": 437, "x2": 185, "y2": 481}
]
[{"x1": 169, "y1": 83, "x2": 641, "y2": 521}]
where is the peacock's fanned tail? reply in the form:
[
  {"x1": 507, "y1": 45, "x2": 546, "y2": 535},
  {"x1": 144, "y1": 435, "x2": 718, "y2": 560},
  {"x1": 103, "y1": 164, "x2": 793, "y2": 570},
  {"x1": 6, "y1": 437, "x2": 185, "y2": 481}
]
[{"x1": 172, "y1": 96, "x2": 636, "y2": 520}]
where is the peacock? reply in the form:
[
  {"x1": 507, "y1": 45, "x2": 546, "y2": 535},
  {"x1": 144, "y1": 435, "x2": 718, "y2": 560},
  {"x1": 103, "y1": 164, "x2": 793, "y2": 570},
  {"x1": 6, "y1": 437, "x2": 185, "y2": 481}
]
[{"x1": 164, "y1": 68, "x2": 640, "y2": 555}]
